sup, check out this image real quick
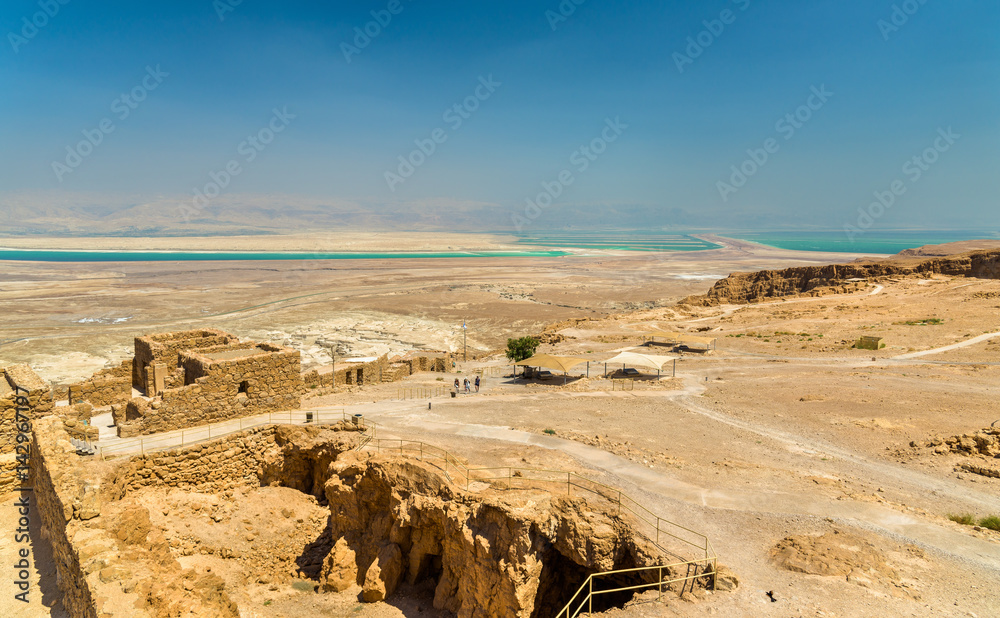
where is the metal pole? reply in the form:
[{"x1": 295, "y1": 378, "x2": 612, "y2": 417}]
[{"x1": 673, "y1": 359, "x2": 676, "y2": 377}]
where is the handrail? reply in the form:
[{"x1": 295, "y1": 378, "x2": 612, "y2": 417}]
[
  {"x1": 360, "y1": 435, "x2": 718, "y2": 614},
  {"x1": 96, "y1": 408, "x2": 350, "y2": 459},
  {"x1": 365, "y1": 439, "x2": 712, "y2": 561},
  {"x1": 396, "y1": 385, "x2": 449, "y2": 400}
]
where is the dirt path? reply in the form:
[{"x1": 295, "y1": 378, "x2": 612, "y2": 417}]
[
  {"x1": 358, "y1": 379, "x2": 1000, "y2": 573},
  {"x1": 892, "y1": 331, "x2": 1000, "y2": 359},
  {"x1": 0, "y1": 492, "x2": 66, "y2": 617}
]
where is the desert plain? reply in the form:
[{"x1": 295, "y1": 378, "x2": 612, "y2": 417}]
[{"x1": 1, "y1": 233, "x2": 999, "y2": 617}]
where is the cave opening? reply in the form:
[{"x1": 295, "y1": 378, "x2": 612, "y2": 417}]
[{"x1": 531, "y1": 546, "x2": 645, "y2": 618}]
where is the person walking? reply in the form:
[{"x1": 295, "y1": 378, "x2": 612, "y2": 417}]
[
  {"x1": 464, "y1": 378, "x2": 471, "y2": 394},
  {"x1": 454, "y1": 378, "x2": 460, "y2": 393},
  {"x1": 474, "y1": 375, "x2": 480, "y2": 392}
]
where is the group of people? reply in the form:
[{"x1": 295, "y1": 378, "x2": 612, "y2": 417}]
[{"x1": 454, "y1": 375, "x2": 480, "y2": 394}]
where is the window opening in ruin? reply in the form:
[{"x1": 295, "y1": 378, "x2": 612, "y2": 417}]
[
  {"x1": 238, "y1": 380, "x2": 249, "y2": 394},
  {"x1": 356, "y1": 368, "x2": 364, "y2": 384}
]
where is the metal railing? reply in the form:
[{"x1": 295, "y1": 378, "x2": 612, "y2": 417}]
[
  {"x1": 361, "y1": 436, "x2": 717, "y2": 614},
  {"x1": 557, "y1": 560, "x2": 715, "y2": 618},
  {"x1": 477, "y1": 366, "x2": 507, "y2": 378},
  {"x1": 95, "y1": 408, "x2": 349, "y2": 459},
  {"x1": 611, "y1": 378, "x2": 634, "y2": 391},
  {"x1": 396, "y1": 385, "x2": 449, "y2": 400}
]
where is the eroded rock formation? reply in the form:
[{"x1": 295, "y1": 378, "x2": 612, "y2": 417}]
[
  {"x1": 319, "y1": 451, "x2": 665, "y2": 617},
  {"x1": 683, "y1": 249, "x2": 1000, "y2": 305}
]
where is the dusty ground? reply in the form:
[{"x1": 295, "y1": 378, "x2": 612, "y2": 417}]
[{"x1": 4, "y1": 235, "x2": 1000, "y2": 616}]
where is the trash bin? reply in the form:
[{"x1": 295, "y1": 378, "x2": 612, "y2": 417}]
[
  {"x1": 352, "y1": 413, "x2": 364, "y2": 427},
  {"x1": 451, "y1": 391, "x2": 456, "y2": 398},
  {"x1": 305, "y1": 411, "x2": 313, "y2": 423}
]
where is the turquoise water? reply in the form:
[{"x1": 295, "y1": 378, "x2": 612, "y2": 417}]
[
  {"x1": 0, "y1": 249, "x2": 569, "y2": 262},
  {"x1": 514, "y1": 232, "x2": 720, "y2": 252},
  {"x1": 720, "y1": 231, "x2": 998, "y2": 254}
]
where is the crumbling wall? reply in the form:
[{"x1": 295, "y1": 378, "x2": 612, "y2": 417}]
[
  {"x1": 302, "y1": 352, "x2": 451, "y2": 390},
  {"x1": 1, "y1": 365, "x2": 53, "y2": 493},
  {"x1": 118, "y1": 343, "x2": 303, "y2": 436},
  {"x1": 68, "y1": 359, "x2": 133, "y2": 406},
  {"x1": 30, "y1": 417, "x2": 100, "y2": 618},
  {"x1": 31, "y1": 416, "x2": 240, "y2": 617},
  {"x1": 133, "y1": 329, "x2": 236, "y2": 392}
]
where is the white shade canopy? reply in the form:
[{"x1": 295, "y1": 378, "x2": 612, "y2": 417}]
[
  {"x1": 605, "y1": 351, "x2": 679, "y2": 371},
  {"x1": 513, "y1": 354, "x2": 591, "y2": 373}
]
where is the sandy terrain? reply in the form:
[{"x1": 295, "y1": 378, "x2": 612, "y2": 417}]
[
  {"x1": 0, "y1": 232, "x2": 527, "y2": 253},
  {"x1": 4, "y1": 235, "x2": 999, "y2": 617}
]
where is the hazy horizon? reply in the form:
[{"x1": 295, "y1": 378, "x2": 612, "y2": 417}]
[{"x1": 2, "y1": 1, "x2": 998, "y2": 234}]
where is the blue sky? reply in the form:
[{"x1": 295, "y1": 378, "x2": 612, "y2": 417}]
[{"x1": 1, "y1": 0, "x2": 997, "y2": 230}]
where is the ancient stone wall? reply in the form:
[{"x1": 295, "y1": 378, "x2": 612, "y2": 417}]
[
  {"x1": 108, "y1": 426, "x2": 281, "y2": 496},
  {"x1": 133, "y1": 329, "x2": 236, "y2": 392},
  {"x1": 68, "y1": 360, "x2": 133, "y2": 407},
  {"x1": 118, "y1": 343, "x2": 303, "y2": 436},
  {"x1": 31, "y1": 416, "x2": 240, "y2": 617},
  {"x1": 1, "y1": 365, "x2": 53, "y2": 493},
  {"x1": 30, "y1": 417, "x2": 100, "y2": 618},
  {"x1": 302, "y1": 352, "x2": 451, "y2": 389}
]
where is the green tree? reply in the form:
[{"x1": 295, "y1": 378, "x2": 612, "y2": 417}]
[{"x1": 505, "y1": 336, "x2": 539, "y2": 363}]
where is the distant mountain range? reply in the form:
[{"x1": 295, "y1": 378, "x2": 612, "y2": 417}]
[{"x1": 0, "y1": 191, "x2": 819, "y2": 237}]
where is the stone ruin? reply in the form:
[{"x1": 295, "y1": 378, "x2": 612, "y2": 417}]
[
  {"x1": 116, "y1": 337, "x2": 304, "y2": 437},
  {"x1": 301, "y1": 350, "x2": 454, "y2": 389},
  {"x1": 1, "y1": 364, "x2": 53, "y2": 493},
  {"x1": 27, "y1": 419, "x2": 723, "y2": 617},
  {"x1": 62, "y1": 329, "x2": 455, "y2": 438}
]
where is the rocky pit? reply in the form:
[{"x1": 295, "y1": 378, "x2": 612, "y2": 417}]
[{"x1": 32, "y1": 420, "x2": 719, "y2": 617}]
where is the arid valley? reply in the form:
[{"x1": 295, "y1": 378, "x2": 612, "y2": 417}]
[{"x1": 1, "y1": 234, "x2": 998, "y2": 617}]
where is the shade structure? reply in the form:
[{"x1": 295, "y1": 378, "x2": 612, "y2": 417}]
[
  {"x1": 605, "y1": 351, "x2": 679, "y2": 372},
  {"x1": 513, "y1": 354, "x2": 591, "y2": 373},
  {"x1": 644, "y1": 330, "x2": 717, "y2": 349}
]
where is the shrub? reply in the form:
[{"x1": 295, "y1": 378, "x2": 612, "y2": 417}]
[
  {"x1": 979, "y1": 516, "x2": 1000, "y2": 531},
  {"x1": 506, "y1": 336, "x2": 540, "y2": 363},
  {"x1": 543, "y1": 428, "x2": 556, "y2": 435},
  {"x1": 292, "y1": 580, "x2": 315, "y2": 592},
  {"x1": 948, "y1": 513, "x2": 976, "y2": 526}
]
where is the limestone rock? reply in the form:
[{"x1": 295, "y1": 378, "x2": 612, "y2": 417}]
[
  {"x1": 362, "y1": 543, "x2": 404, "y2": 602},
  {"x1": 320, "y1": 538, "x2": 357, "y2": 592}
]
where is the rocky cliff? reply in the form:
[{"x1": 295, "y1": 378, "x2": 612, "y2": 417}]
[
  {"x1": 320, "y1": 451, "x2": 667, "y2": 617},
  {"x1": 683, "y1": 249, "x2": 1000, "y2": 305}
]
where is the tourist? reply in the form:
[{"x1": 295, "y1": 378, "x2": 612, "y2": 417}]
[
  {"x1": 454, "y1": 378, "x2": 460, "y2": 393},
  {"x1": 474, "y1": 375, "x2": 480, "y2": 392},
  {"x1": 464, "y1": 378, "x2": 471, "y2": 393}
]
